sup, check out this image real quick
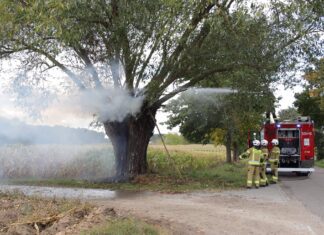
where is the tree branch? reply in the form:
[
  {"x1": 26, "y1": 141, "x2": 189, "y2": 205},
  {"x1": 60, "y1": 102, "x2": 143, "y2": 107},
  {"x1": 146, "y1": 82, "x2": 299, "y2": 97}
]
[
  {"x1": 147, "y1": 2, "x2": 216, "y2": 90},
  {"x1": 24, "y1": 44, "x2": 86, "y2": 89},
  {"x1": 152, "y1": 66, "x2": 235, "y2": 108},
  {"x1": 156, "y1": 21, "x2": 211, "y2": 95},
  {"x1": 121, "y1": 30, "x2": 134, "y2": 90},
  {"x1": 74, "y1": 46, "x2": 103, "y2": 89},
  {"x1": 134, "y1": 20, "x2": 169, "y2": 89}
]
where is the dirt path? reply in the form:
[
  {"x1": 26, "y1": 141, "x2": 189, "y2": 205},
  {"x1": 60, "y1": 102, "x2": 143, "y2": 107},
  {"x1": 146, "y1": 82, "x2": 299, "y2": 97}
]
[
  {"x1": 1, "y1": 184, "x2": 324, "y2": 234},
  {"x1": 95, "y1": 185, "x2": 324, "y2": 235}
]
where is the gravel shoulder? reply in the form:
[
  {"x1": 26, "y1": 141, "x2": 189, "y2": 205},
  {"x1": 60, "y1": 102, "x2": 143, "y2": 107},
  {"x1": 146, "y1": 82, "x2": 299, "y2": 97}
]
[
  {"x1": 97, "y1": 185, "x2": 324, "y2": 235},
  {"x1": 1, "y1": 183, "x2": 324, "y2": 234}
]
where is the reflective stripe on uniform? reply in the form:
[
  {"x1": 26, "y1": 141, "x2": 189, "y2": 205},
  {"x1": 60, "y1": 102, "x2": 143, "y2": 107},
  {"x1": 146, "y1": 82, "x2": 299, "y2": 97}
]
[{"x1": 248, "y1": 160, "x2": 260, "y2": 166}]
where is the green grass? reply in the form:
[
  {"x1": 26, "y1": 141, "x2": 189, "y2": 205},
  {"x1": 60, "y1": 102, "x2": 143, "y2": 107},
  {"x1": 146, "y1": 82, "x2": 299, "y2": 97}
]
[
  {"x1": 82, "y1": 218, "x2": 165, "y2": 235},
  {"x1": 315, "y1": 159, "x2": 324, "y2": 168}
]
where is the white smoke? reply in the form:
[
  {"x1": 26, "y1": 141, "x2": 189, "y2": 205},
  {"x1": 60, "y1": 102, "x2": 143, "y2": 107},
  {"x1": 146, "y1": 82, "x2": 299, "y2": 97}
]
[{"x1": 47, "y1": 87, "x2": 145, "y2": 123}]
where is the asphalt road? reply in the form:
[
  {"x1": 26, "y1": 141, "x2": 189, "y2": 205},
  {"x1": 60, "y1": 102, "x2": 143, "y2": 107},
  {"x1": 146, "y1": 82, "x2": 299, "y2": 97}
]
[{"x1": 280, "y1": 167, "x2": 324, "y2": 220}]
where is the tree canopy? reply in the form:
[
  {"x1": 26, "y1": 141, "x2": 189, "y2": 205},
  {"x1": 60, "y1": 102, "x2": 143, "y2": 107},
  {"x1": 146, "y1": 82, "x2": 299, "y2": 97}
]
[
  {"x1": 0, "y1": 0, "x2": 322, "y2": 107},
  {"x1": 278, "y1": 107, "x2": 300, "y2": 121},
  {"x1": 294, "y1": 58, "x2": 324, "y2": 159},
  {"x1": 294, "y1": 58, "x2": 324, "y2": 127}
]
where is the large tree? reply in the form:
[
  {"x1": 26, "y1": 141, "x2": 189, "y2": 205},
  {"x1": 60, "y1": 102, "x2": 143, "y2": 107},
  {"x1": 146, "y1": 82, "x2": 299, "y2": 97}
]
[
  {"x1": 0, "y1": 0, "x2": 322, "y2": 180},
  {"x1": 165, "y1": 79, "x2": 276, "y2": 163}
]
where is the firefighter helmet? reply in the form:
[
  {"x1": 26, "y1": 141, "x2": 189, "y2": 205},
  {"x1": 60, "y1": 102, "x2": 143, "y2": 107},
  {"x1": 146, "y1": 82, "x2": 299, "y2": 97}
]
[
  {"x1": 271, "y1": 139, "x2": 279, "y2": 145},
  {"x1": 261, "y1": 139, "x2": 268, "y2": 146},
  {"x1": 252, "y1": 139, "x2": 261, "y2": 146}
]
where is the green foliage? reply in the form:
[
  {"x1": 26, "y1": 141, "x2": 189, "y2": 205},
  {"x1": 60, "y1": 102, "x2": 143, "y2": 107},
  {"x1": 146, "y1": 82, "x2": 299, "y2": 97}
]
[
  {"x1": 210, "y1": 128, "x2": 226, "y2": 146},
  {"x1": 0, "y1": 1, "x2": 322, "y2": 103},
  {"x1": 83, "y1": 218, "x2": 161, "y2": 235},
  {"x1": 315, "y1": 159, "x2": 324, "y2": 168},
  {"x1": 315, "y1": 130, "x2": 324, "y2": 160},
  {"x1": 278, "y1": 107, "x2": 300, "y2": 121},
  {"x1": 303, "y1": 58, "x2": 324, "y2": 110},
  {"x1": 164, "y1": 89, "x2": 273, "y2": 159},
  {"x1": 294, "y1": 59, "x2": 324, "y2": 159},
  {"x1": 163, "y1": 133, "x2": 189, "y2": 145},
  {"x1": 295, "y1": 92, "x2": 324, "y2": 126},
  {"x1": 294, "y1": 58, "x2": 324, "y2": 126},
  {"x1": 150, "y1": 134, "x2": 189, "y2": 145}
]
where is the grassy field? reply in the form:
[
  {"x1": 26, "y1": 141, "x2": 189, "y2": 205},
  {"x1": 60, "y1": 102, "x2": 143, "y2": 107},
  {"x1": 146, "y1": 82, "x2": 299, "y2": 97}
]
[
  {"x1": 0, "y1": 144, "x2": 246, "y2": 192},
  {"x1": 315, "y1": 159, "x2": 324, "y2": 168}
]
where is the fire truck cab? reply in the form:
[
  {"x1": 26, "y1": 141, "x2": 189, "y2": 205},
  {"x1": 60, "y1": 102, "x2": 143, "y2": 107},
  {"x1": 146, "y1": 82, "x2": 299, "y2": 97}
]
[{"x1": 251, "y1": 116, "x2": 315, "y2": 176}]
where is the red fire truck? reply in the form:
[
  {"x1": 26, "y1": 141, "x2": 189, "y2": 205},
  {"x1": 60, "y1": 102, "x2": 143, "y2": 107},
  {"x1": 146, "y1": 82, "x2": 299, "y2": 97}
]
[{"x1": 250, "y1": 116, "x2": 315, "y2": 176}]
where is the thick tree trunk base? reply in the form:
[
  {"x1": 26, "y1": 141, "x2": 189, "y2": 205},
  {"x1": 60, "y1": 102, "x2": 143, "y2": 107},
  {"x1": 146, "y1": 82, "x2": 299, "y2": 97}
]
[
  {"x1": 92, "y1": 175, "x2": 131, "y2": 183},
  {"x1": 103, "y1": 108, "x2": 156, "y2": 181}
]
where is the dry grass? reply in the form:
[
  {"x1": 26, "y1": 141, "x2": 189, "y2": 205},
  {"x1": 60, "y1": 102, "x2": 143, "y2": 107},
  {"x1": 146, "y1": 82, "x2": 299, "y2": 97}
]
[
  {"x1": 0, "y1": 144, "x2": 115, "y2": 180},
  {"x1": 0, "y1": 191, "x2": 163, "y2": 234},
  {"x1": 0, "y1": 191, "x2": 82, "y2": 233},
  {"x1": 149, "y1": 144, "x2": 226, "y2": 160}
]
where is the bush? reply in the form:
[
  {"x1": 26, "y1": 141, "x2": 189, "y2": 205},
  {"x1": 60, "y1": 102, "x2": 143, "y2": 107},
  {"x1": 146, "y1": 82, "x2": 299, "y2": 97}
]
[
  {"x1": 315, "y1": 130, "x2": 324, "y2": 160},
  {"x1": 315, "y1": 159, "x2": 324, "y2": 168}
]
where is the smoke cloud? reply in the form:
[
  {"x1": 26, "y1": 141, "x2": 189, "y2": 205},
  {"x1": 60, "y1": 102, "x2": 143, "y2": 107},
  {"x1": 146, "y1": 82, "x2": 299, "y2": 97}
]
[{"x1": 46, "y1": 87, "x2": 145, "y2": 124}]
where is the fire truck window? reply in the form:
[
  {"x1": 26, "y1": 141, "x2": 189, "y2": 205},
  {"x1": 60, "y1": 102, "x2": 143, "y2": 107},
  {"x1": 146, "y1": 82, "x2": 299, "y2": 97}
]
[
  {"x1": 304, "y1": 138, "x2": 310, "y2": 146},
  {"x1": 278, "y1": 130, "x2": 299, "y2": 138}
]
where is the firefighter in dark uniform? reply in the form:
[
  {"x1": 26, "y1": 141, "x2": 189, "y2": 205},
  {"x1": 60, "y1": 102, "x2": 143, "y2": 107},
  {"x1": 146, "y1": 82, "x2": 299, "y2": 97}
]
[
  {"x1": 239, "y1": 140, "x2": 262, "y2": 188},
  {"x1": 260, "y1": 139, "x2": 269, "y2": 186},
  {"x1": 269, "y1": 139, "x2": 280, "y2": 183}
]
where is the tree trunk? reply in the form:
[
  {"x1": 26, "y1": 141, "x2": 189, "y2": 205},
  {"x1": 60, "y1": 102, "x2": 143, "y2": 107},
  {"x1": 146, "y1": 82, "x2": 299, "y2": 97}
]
[
  {"x1": 225, "y1": 131, "x2": 232, "y2": 163},
  {"x1": 103, "y1": 108, "x2": 156, "y2": 182},
  {"x1": 233, "y1": 141, "x2": 239, "y2": 162}
]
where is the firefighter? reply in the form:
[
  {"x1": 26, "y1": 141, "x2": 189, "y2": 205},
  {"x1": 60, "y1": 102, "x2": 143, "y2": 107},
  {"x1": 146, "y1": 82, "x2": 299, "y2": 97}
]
[
  {"x1": 260, "y1": 139, "x2": 269, "y2": 186},
  {"x1": 269, "y1": 139, "x2": 280, "y2": 183},
  {"x1": 239, "y1": 139, "x2": 262, "y2": 189}
]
